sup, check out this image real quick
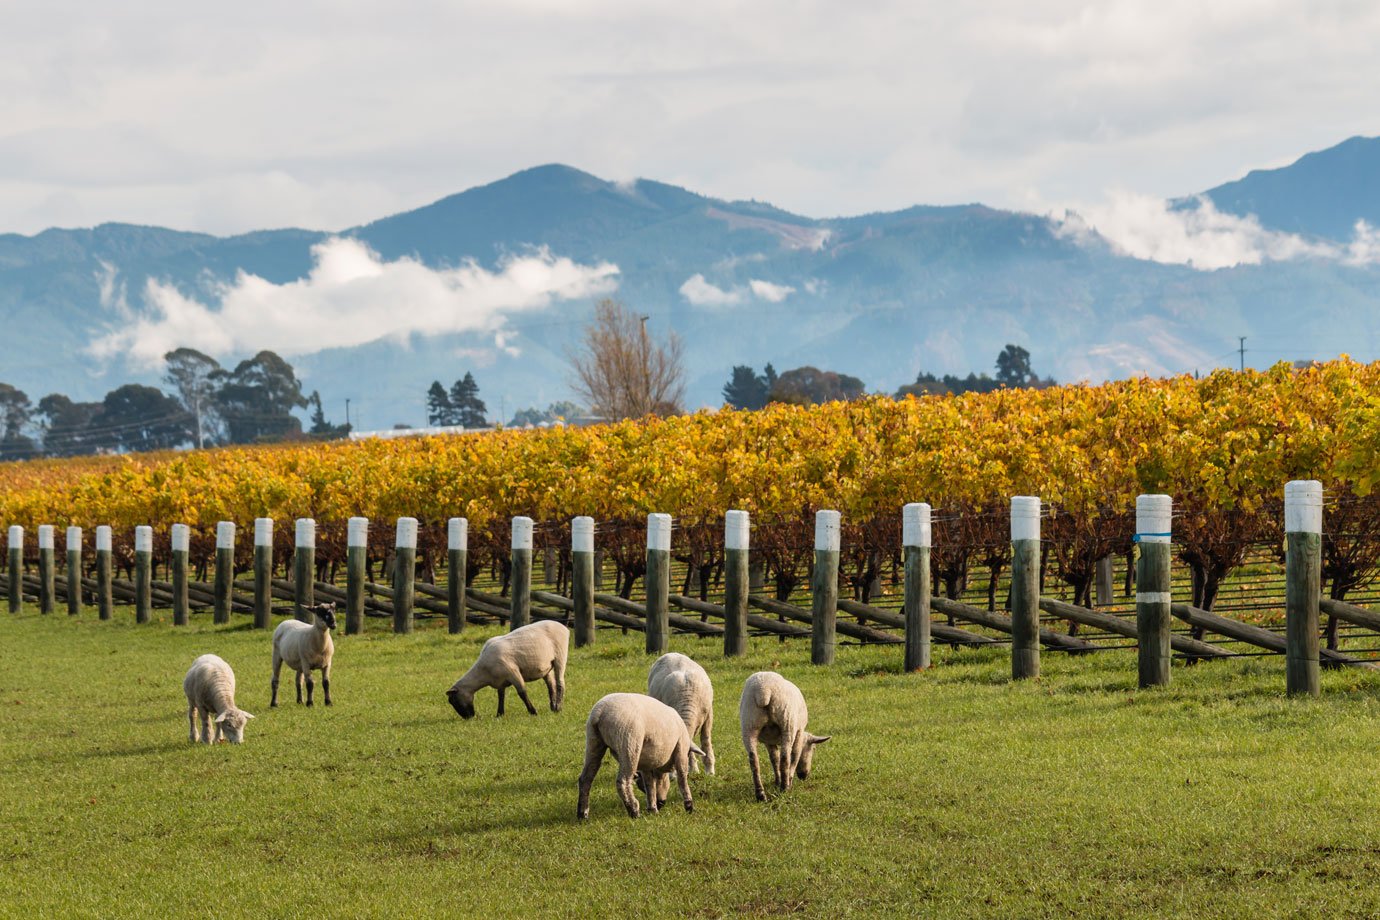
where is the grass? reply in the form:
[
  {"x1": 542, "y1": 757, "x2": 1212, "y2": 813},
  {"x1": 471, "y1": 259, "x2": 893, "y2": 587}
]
[{"x1": 4, "y1": 612, "x2": 1380, "y2": 919}]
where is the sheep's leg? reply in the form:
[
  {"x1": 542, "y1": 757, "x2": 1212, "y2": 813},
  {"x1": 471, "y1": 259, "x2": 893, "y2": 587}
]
[
  {"x1": 295, "y1": 669, "x2": 304, "y2": 705},
  {"x1": 770, "y1": 745, "x2": 787, "y2": 791},
  {"x1": 675, "y1": 749, "x2": 694, "y2": 813},
  {"x1": 553, "y1": 659, "x2": 565, "y2": 711},
  {"x1": 656, "y1": 771, "x2": 670, "y2": 811},
  {"x1": 496, "y1": 685, "x2": 507, "y2": 717},
  {"x1": 542, "y1": 671, "x2": 559, "y2": 712},
  {"x1": 321, "y1": 663, "x2": 331, "y2": 706},
  {"x1": 701, "y1": 712, "x2": 716, "y2": 776},
  {"x1": 304, "y1": 669, "x2": 315, "y2": 707},
  {"x1": 199, "y1": 710, "x2": 212, "y2": 744},
  {"x1": 744, "y1": 733, "x2": 767, "y2": 802},
  {"x1": 187, "y1": 704, "x2": 197, "y2": 744},
  {"x1": 577, "y1": 732, "x2": 608, "y2": 820},
  {"x1": 270, "y1": 652, "x2": 283, "y2": 707},
  {"x1": 617, "y1": 743, "x2": 644, "y2": 818},
  {"x1": 508, "y1": 673, "x2": 538, "y2": 715}
]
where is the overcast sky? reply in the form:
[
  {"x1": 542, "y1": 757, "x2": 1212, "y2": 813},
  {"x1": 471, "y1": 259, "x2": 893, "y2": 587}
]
[{"x1": 3, "y1": 0, "x2": 1377, "y2": 237}]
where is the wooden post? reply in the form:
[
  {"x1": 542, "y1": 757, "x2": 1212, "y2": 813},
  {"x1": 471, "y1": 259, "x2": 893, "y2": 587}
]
[
  {"x1": 593, "y1": 548, "x2": 604, "y2": 590},
  {"x1": 903, "y1": 502, "x2": 932, "y2": 671},
  {"x1": 346, "y1": 517, "x2": 368, "y2": 635},
  {"x1": 510, "y1": 516, "x2": 532, "y2": 631},
  {"x1": 171, "y1": 523, "x2": 190, "y2": 626},
  {"x1": 394, "y1": 517, "x2": 417, "y2": 634},
  {"x1": 37, "y1": 525, "x2": 54, "y2": 615},
  {"x1": 134, "y1": 525, "x2": 153, "y2": 624},
  {"x1": 294, "y1": 518, "x2": 315, "y2": 622},
  {"x1": 1010, "y1": 496, "x2": 1040, "y2": 680},
  {"x1": 1136, "y1": 494, "x2": 1173, "y2": 689},
  {"x1": 723, "y1": 510, "x2": 750, "y2": 657},
  {"x1": 811, "y1": 510, "x2": 841, "y2": 665},
  {"x1": 6, "y1": 526, "x2": 21, "y2": 614},
  {"x1": 1095, "y1": 556, "x2": 1114, "y2": 606},
  {"x1": 253, "y1": 518, "x2": 272, "y2": 629},
  {"x1": 214, "y1": 522, "x2": 235, "y2": 625},
  {"x1": 447, "y1": 517, "x2": 468, "y2": 635},
  {"x1": 645, "y1": 513, "x2": 671, "y2": 654},
  {"x1": 543, "y1": 545, "x2": 556, "y2": 586},
  {"x1": 572, "y1": 516, "x2": 595, "y2": 647},
  {"x1": 94, "y1": 526, "x2": 112, "y2": 620},
  {"x1": 65, "y1": 526, "x2": 83, "y2": 616},
  {"x1": 1285, "y1": 480, "x2": 1322, "y2": 697}
]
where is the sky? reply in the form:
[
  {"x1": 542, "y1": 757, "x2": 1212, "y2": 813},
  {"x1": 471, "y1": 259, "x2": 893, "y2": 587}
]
[{"x1": 4, "y1": 0, "x2": 1379, "y2": 237}]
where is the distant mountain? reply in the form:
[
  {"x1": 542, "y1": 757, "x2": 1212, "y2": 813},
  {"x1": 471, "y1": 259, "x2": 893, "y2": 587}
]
[{"x1": 1, "y1": 140, "x2": 1379, "y2": 430}]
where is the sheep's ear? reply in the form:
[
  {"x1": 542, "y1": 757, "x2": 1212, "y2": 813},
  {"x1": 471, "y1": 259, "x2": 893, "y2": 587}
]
[
  {"x1": 214, "y1": 712, "x2": 229, "y2": 723},
  {"x1": 808, "y1": 734, "x2": 831, "y2": 745},
  {"x1": 242, "y1": 712, "x2": 256, "y2": 720}
]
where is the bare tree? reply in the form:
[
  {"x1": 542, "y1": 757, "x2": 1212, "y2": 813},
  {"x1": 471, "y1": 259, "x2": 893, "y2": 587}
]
[{"x1": 569, "y1": 299, "x2": 685, "y2": 420}]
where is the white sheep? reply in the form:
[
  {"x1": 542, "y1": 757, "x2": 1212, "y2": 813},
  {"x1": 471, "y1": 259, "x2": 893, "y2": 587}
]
[
  {"x1": 577, "y1": 692, "x2": 705, "y2": 820},
  {"x1": 271, "y1": 603, "x2": 336, "y2": 707},
  {"x1": 739, "y1": 671, "x2": 830, "y2": 801},
  {"x1": 184, "y1": 653, "x2": 255, "y2": 744},
  {"x1": 647, "y1": 652, "x2": 715, "y2": 774},
  {"x1": 446, "y1": 620, "x2": 569, "y2": 719}
]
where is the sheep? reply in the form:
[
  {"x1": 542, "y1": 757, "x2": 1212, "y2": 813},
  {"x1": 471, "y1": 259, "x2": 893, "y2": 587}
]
[
  {"x1": 647, "y1": 652, "x2": 715, "y2": 774},
  {"x1": 739, "y1": 671, "x2": 830, "y2": 801},
  {"x1": 576, "y1": 692, "x2": 705, "y2": 820},
  {"x1": 271, "y1": 603, "x2": 336, "y2": 707},
  {"x1": 183, "y1": 654, "x2": 255, "y2": 744},
  {"x1": 445, "y1": 620, "x2": 569, "y2": 719}
]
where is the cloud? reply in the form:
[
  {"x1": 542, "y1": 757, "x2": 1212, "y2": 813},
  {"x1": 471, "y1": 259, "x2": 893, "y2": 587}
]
[
  {"x1": 679, "y1": 273, "x2": 796, "y2": 308},
  {"x1": 748, "y1": 279, "x2": 795, "y2": 302},
  {"x1": 88, "y1": 237, "x2": 619, "y2": 367},
  {"x1": 1052, "y1": 193, "x2": 1379, "y2": 270}
]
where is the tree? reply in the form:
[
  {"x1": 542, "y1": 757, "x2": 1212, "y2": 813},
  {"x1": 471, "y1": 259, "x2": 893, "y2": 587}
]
[
  {"x1": 426, "y1": 381, "x2": 455, "y2": 426},
  {"x1": 307, "y1": 391, "x2": 351, "y2": 439},
  {"x1": 449, "y1": 372, "x2": 488, "y2": 428},
  {"x1": 88, "y1": 384, "x2": 189, "y2": 454},
  {"x1": 722, "y1": 365, "x2": 771, "y2": 410},
  {"x1": 215, "y1": 350, "x2": 308, "y2": 444},
  {"x1": 768, "y1": 366, "x2": 866, "y2": 406},
  {"x1": 35, "y1": 394, "x2": 101, "y2": 457},
  {"x1": 163, "y1": 348, "x2": 223, "y2": 448},
  {"x1": 569, "y1": 298, "x2": 685, "y2": 420},
  {"x1": 995, "y1": 344, "x2": 1034, "y2": 388},
  {"x1": 0, "y1": 384, "x2": 36, "y2": 460}
]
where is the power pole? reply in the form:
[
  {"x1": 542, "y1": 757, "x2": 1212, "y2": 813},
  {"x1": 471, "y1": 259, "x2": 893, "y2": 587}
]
[
  {"x1": 345, "y1": 399, "x2": 351, "y2": 428},
  {"x1": 1238, "y1": 336, "x2": 1247, "y2": 372}
]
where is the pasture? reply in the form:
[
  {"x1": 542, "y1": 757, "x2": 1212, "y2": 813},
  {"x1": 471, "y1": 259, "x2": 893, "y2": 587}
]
[{"x1": 3, "y1": 611, "x2": 1380, "y2": 918}]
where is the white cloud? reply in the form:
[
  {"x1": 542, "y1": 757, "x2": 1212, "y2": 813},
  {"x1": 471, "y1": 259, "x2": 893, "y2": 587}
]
[
  {"x1": 88, "y1": 237, "x2": 619, "y2": 367},
  {"x1": 748, "y1": 279, "x2": 795, "y2": 302},
  {"x1": 678, "y1": 273, "x2": 745, "y2": 307}
]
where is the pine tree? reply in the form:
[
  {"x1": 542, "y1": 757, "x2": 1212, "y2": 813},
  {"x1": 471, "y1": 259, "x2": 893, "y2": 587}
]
[
  {"x1": 426, "y1": 381, "x2": 454, "y2": 426},
  {"x1": 722, "y1": 365, "x2": 770, "y2": 410},
  {"x1": 449, "y1": 372, "x2": 488, "y2": 428}
]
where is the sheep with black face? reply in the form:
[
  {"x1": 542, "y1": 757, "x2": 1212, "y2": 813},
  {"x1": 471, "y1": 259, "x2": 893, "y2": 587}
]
[
  {"x1": 271, "y1": 603, "x2": 336, "y2": 707},
  {"x1": 446, "y1": 620, "x2": 569, "y2": 719}
]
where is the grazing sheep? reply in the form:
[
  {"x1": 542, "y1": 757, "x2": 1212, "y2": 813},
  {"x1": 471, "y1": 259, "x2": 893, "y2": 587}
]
[
  {"x1": 271, "y1": 603, "x2": 336, "y2": 707},
  {"x1": 184, "y1": 654, "x2": 255, "y2": 744},
  {"x1": 445, "y1": 620, "x2": 569, "y2": 719},
  {"x1": 739, "y1": 671, "x2": 830, "y2": 801},
  {"x1": 647, "y1": 652, "x2": 715, "y2": 774},
  {"x1": 577, "y1": 692, "x2": 705, "y2": 820}
]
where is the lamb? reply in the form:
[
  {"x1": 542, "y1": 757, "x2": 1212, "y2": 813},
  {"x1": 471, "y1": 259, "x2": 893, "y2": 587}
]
[
  {"x1": 739, "y1": 671, "x2": 830, "y2": 801},
  {"x1": 183, "y1": 654, "x2": 255, "y2": 744},
  {"x1": 577, "y1": 692, "x2": 705, "y2": 820},
  {"x1": 271, "y1": 603, "x2": 335, "y2": 707},
  {"x1": 647, "y1": 652, "x2": 715, "y2": 774},
  {"x1": 445, "y1": 620, "x2": 569, "y2": 719}
]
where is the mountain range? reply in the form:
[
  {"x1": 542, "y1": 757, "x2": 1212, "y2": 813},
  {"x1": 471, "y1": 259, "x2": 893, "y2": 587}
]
[{"x1": 2, "y1": 136, "x2": 1380, "y2": 430}]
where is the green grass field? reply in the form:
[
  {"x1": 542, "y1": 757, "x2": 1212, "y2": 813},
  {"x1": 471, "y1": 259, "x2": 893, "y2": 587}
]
[{"x1": 4, "y1": 611, "x2": 1380, "y2": 918}]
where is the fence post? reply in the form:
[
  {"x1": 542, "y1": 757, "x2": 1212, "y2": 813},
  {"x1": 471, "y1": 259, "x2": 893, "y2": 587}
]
[
  {"x1": 903, "y1": 502, "x2": 932, "y2": 671},
  {"x1": 572, "y1": 516, "x2": 595, "y2": 647},
  {"x1": 294, "y1": 518, "x2": 315, "y2": 622},
  {"x1": 394, "y1": 517, "x2": 417, "y2": 634},
  {"x1": 346, "y1": 517, "x2": 368, "y2": 635},
  {"x1": 253, "y1": 518, "x2": 273, "y2": 629},
  {"x1": 7, "y1": 526, "x2": 21, "y2": 614},
  {"x1": 811, "y1": 510, "x2": 841, "y2": 665},
  {"x1": 510, "y1": 516, "x2": 532, "y2": 631},
  {"x1": 1010, "y1": 496, "x2": 1040, "y2": 680},
  {"x1": 447, "y1": 517, "x2": 468, "y2": 635},
  {"x1": 1285, "y1": 480, "x2": 1322, "y2": 697},
  {"x1": 214, "y1": 522, "x2": 235, "y2": 625},
  {"x1": 645, "y1": 513, "x2": 671, "y2": 655},
  {"x1": 66, "y1": 526, "x2": 83, "y2": 616},
  {"x1": 171, "y1": 523, "x2": 190, "y2": 626},
  {"x1": 724, "y1": 510, "x2": 750, "y2": 657},
  {"x1": 543, "y1": 545, "x2": 557, "y2": 586},
  {"x1": 1135, "y1": 494, "x2": 1173, "y2": 689},
  {"x1": 95, "y1": 526, "x2": 112, "y2": 620},
  {"x1": 134, "y1": 526, "x2": 153, "y2": 624},
  {"x1": 37, "y1": 525, "x2": 54, "y2": 615}
]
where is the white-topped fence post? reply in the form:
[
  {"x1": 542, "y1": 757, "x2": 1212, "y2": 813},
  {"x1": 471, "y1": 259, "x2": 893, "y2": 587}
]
[
  {"x1": 95, "y1": 526, "x2": 113, "y2": 620},
  {"x1": 447, "y1": 517, "x2": 468, "y2": 635},
  {"x1": 253, "y1": 518, "x2": 273, "y2": 629},
  {"x1": 294, "y1": 518, "x2": 316, "y2": 623},
  {"x1": 171, "y1": 524, "x2": 190, "y2": 626},
  {"x1": 811, "y1": 510, "x2": 841, "y2": 665},
  {"x1": 723, "y1": 510, "x2": 750, "y2": 657},
  {"x1": 1135, "y1": 495, "x2": 1173, "y2": 688},
  {"x1": 214, "y1": 522, "x2": 235, "y2": 625},
  {"x1": 510, "y1": 517, "x2": 533, "y2": 631},
  {"x1": 134, "y1": 526, "x2": 153, "y2": 624},
  {"x1": 571, "y1": 517, "x2": 595, "y2": 647},
  {"x1": 346, "y1": 517, "x2": 368, "y2": 635},
  {"x1": 394, "y1": 517, "x2": 417, "y2": 634},
  {"x1": 645, "y1": 513, "x2": 672, "y2": 654},
  {"x1": 37, "y1": 525, "x2": 54, "y2": 615},
  {"x1": 903, "y1": 503, "x2": 932, "y2": 671},
  {"x1": 6, "y1": 526, "x2": 21, "y2": 614},
  {"x1": 1010, "y1": 497, "x2": 1040, "y2": 680},
  {"x1": 1285, "y1": 480, "x2": 1323, "y2": 697},
  {"x1": 65, "y1": 526, "x2": 83, "y2": 616}
]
